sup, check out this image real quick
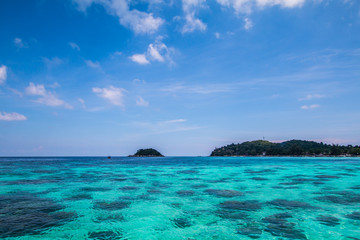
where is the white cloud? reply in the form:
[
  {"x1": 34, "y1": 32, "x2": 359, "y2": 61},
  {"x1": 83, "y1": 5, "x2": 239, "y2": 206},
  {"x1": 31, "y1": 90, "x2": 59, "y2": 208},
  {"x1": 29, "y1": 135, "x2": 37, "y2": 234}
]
[
  {"x1": 0, "y1": 65, "x2": 7, "y2": 85},
  {"x1": 8, "y1": 88, "x2": 23, "y2": 97},
  {"x1": 85, "y1": 60, "x2": 101, "y2": 68},
  {"x1": 136, "y1": 96, "x2": 149, "y2": 107},
  {"x1": 181, "y1": 0, "x2": 207, "y2": 33},
  {"x1": 161, "y1": 119, "x2": 187, "y2": 124},
  {"x1": 244, "y1": 17, "x2": 253, "y2": 30},
  {"x1": 43, "y1": 57, "x2": 63, "y2": 69},
  {"x1": 148, "y1": 44, "x2": 164, "y2": 62},
  {"x1": 256, "y1": 0, "x2": 305, "y2": 8},
  {"x1": 92, "y1": 86, "x2": 126, "y2": 108},
  {"x1": 0, "y1": 112, "x2": 27, "y2": 121},
  {"x1": 215, "y1": 32, "x2": 221, "y2": 39},
  {"x1": 25, "y1": 82, "x2": 72, "y2": 109},
  {"x1": 69, "y1": 42, "x2": 80, "y2": 51},
  {"x1": 301, "y1": 104, "x2": 320, "y2": 110},
  {"x1": 131, "y1": 40, "x2": 174, "y2": 65},
  {"x1": 73, "y1": 0, "x2": 163, "y2": 34},
  {"x1": 216, "y1": 0, "x2": 306, "y2": 14},
  {"x1": 132, "y1": 118, "x2": 200, "y2": 134},
  {"x1": 133, "y1": 78, "x2": 146, "y2": 85},
  {"x1": 78, "y1": 98, "x2": 86, "y2": 108},
  {"x1": 14, "y1": 38, "x2": 26, "y2": 48},
  {"x1": 216, "y1": 0, "x2": 253, "y2": 14},
  {"x1": 26, "y1": 82, "x2": 46, "y2": 96},
  {"x1": 161, "y1": 83, "x2": 233, "y2": 94},
  {"x1": 299, "y1": 94, "x2": 324, "y2": 101},
  {"x1": 129, "y1": 54, "x2": 150, "y2": 65},
  {"x1": 182, "y1": 12, "x2": 207, "y2": 33}
]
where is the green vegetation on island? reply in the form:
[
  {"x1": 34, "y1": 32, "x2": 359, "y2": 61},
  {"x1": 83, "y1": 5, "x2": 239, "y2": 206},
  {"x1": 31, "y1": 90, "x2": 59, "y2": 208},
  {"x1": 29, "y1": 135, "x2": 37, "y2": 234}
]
[
  {"x1": 210, "y1": 140, "x2": 360, "y2": 157},
  {"x1": 129, "y1": 148, "x2": 164, "y2": 157}
]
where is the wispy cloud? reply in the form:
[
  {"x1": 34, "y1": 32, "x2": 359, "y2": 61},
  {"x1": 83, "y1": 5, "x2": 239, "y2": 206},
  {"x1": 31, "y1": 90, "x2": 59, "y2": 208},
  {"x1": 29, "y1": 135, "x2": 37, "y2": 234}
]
[
  {"x1": 14, "y1": 38, "x2": 27, "y2": 48},
  {"x1": 129, "y1": 54, "x2": 149, "y2": 65},
  {"x1": 136, "y1": 96, "x2": 149, "y2": 107},
  {"x1": 244, "y1": 17, "x2": 253, "y2": 30},
  {"x1": 298, "y1": 94, "x2": 325, "y2": 101},
  {"x1": 0, "y1": 65, "x2": 7, "y2": 85},
  {"x1": 69, "y1": 42, "x2": 80, "y2": 51},
  {"x1": 132, "y1": 118, "x2": 200, "y2": 134},
  {"x1": 25, "y1": 82, "x2": 73, "y2": 109},
  {"x1": 0, "y1": 112, "x2": 27, "y2": 121},
  {"x1": 85, "y1": 60, "x2": 101, "y2": 69},
  {"x1": 160, "y1": 119, "x2": 187, "y2": 124},
  {"x1": 78, "y1": 98, "x2": 86, "y2": 108},
  {"x1": 130, "y1": 40, "x2": 175, "y2": 65},
  {"x1": 161, "y1": 83, "x2": 233, "y2": 94},
  {"x1": 73, "y1": 0, "x2": 163, "y2": 34},
  {"x1": 181, "y1": 0, "x2": 207, "y2": 33},
  {"x1": 43, "y1": 57, "x2": 63, "y2": 69},
  {"x1": 216, "y1": 0, "x2": 305, "y2": 14},
  {"x1": 92, "y1": 86, "x2": 126, "y2": 108},
  {"x1": 182, "y1": 11, "x2": 207, "y2": 33},
  {"x1": 301, "y1": 104, "x2": 320, "y2": 110},
  {"x1": 8, "y1": 88, "x2": 23, "y2": 97}
]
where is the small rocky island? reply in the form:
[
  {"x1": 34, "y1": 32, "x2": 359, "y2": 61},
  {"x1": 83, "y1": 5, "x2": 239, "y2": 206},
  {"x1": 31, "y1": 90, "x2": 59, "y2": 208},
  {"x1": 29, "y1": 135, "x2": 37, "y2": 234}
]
[{"x1": 129, "y1": 148, "x2": 164, "y2": 157}]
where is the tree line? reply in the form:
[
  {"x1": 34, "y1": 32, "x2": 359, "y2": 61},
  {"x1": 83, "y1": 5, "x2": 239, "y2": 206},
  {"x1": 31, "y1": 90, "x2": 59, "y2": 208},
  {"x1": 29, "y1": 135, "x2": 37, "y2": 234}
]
[{"x1": 210, "y1": 140, "x2": 360, "y2": 156}]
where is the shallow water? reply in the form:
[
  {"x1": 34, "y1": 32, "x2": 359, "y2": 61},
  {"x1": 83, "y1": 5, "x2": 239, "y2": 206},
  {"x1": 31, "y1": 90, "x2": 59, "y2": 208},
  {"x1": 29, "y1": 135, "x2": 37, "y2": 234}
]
[{"x1": 0, "y1": 157, "x2": 360, "y2": 239}]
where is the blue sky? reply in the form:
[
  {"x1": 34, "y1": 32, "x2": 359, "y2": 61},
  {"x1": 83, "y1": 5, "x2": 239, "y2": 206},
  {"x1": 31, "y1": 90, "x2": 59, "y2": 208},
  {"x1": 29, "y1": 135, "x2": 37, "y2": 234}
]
[{"x1": 0, "y1": 0, "x2": 360, "y2": 156}]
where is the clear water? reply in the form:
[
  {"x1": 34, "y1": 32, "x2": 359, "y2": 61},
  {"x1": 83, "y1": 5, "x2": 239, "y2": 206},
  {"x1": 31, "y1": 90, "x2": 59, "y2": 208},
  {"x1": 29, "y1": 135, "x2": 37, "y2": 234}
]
[{"x1": 0, "y1": 157, "x2": 360, "y2": 240}]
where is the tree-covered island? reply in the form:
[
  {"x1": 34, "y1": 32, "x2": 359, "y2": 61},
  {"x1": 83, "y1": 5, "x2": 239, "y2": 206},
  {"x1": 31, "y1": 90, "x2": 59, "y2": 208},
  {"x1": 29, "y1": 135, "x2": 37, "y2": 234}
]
[
  {"x1": 129, "y1": 148, "x2": 164, "y2": 157},
  {"x1": 210, "y1": 140, "x2": 360, "y2": 157}
]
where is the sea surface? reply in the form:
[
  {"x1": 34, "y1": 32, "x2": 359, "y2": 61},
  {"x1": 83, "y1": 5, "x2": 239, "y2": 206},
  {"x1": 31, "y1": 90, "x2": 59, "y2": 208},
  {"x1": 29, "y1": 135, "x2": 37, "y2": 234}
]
[{"x1": 0, "y1": 157, "x2": 360, "y2": 240}]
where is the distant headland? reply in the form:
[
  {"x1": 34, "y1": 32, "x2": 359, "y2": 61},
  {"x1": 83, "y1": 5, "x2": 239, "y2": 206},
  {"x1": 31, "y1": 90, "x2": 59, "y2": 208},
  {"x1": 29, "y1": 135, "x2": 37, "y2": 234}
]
[
  {"x1": 129, "y1": 148, "x2": 164, "y2": 157},
  {"x1": 210, "y1": 140, "x2": 360, "y2": 157}
]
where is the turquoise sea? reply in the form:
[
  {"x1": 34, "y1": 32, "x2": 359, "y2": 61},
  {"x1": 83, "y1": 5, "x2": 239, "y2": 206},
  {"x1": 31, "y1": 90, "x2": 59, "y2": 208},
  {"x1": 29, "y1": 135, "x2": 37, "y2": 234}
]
[{"x1": 0, "y1": 157, "x2": 360, "y2": 239}]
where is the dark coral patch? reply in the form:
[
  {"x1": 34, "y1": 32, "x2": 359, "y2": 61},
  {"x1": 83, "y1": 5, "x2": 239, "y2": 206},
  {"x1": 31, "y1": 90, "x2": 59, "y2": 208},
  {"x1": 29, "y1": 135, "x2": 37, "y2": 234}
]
[
  {"x1": 345, "y1": 212, "x2": 360, "y2": 220},
  {"x1": 244, "y1": 169, "x2": 276, "y2": 175},
  {"x1": 93, "y1": 214, "x2": 125, "y2": 223},
  {"x1": 215, "y1": 209, "x2": 248, "y2": 220},
  {"x1": 237, "y1": 226, "x2": 262, "y2": 239},
  {"x1": 119, "y1": 186, "x2": 139, "y2": 191},
  {"x1": 315, "y1": 215, "x2": 340, "y2": 226},
  {"x1": 262, "y1": 213, "x2": 292, "y2": 224},
  {"x1": 130, "y1": 178, "x2": 146, "y2": 184},
  {"x1": 172, "y1": 217, "x2": 192, "y2": 228},
  {"x1": 315, "y1": 192, "x2": 360, "y2": 205},
  {"x1": 262, "y1": 213, "x2": 307, "y2": 240},
  {"x1": 176, "y1": 190, "x2": 195, "y2": 196},
  {"x1": 93, "y1": 200, "x2": 129, "y2": 211},
  {"x1": 204, "y1": 189, "x2": 243, "y2": 198},
  {"x1": 64, "y1": 193, "x2": 92, "y2": 201},
  {"x1": 251, "y1": 177, "x2": 268, "y2": 181},
  {"x1": 315, "y1": 175, "x2": 340, "y2": 179},
  {"x1": 0, "y1": 178, "x2": 61, "y2": 185},
  {"x1": 111, "y1": 178, "x2": 128, "y2": 182},
  {"x1": 88, "y1": 230, "x2": 123, "y2": 240},
  {"x1": 265, "y1": 222, "x2": 307, "y2": 240},
  {"x1": 190, "y1": 184, "x2": 208, "y2": 189},
  {"x1": 0, "y1": 192, "x2": 75, "y2": 238},
  {"x1": 268, "y1": 199, "x2": 318, "y2": 209},
  {"x1": 80, "y1": 187, "x2": 112, "y2": 192},
  {"x1": 182, "y1": 177, "x2": 200, "y2": 181},
  {"x1": 177, "y1": 169, "x2": 199, "y2": 174},
  {"x1": 151, "y1": 181, "x2": 170, "y2": 188},
  {"x1": 218, "y1": 200, "x2": 262, "y2": 211},
  {"x1": 147, "y1": 189, "x2": 163, "y2": 194}
]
